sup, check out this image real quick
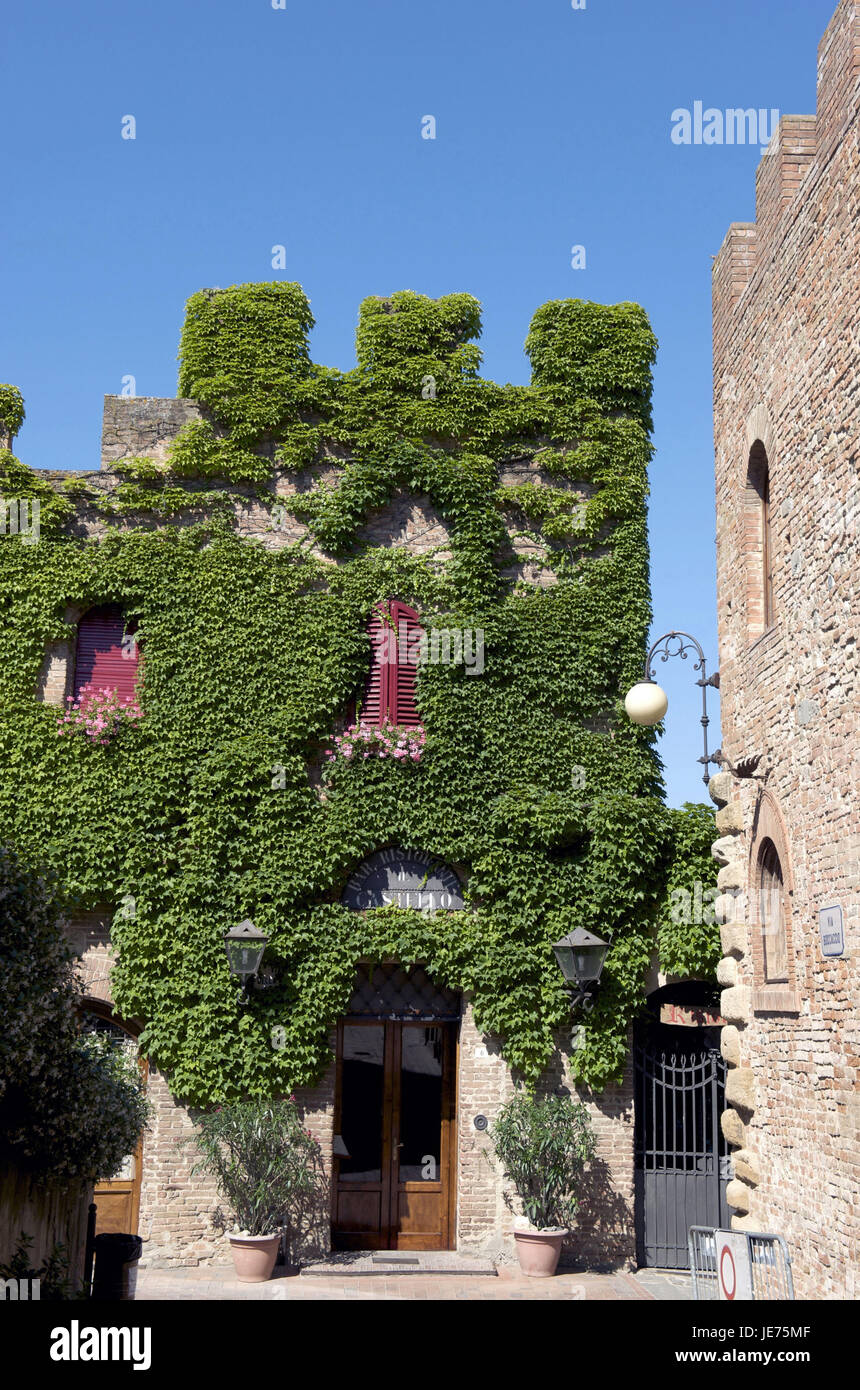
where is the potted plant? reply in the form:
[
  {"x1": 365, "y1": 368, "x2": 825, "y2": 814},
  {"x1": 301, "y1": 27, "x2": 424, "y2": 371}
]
[
  {"x1": 488, "y1": 1090, "x2": 595, "y2": 1277},
  {"x1": 190, "y1": 1095, "x2": 320, "y2": 1282}
]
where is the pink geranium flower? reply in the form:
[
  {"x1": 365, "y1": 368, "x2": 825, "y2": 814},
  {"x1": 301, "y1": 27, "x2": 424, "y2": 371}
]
[
  {"x1": 324, "y1": 716, "x2": 426, "y2": 777},
  {"x1": 56, "y1": 684, "x2": 143, "y2": 745}
]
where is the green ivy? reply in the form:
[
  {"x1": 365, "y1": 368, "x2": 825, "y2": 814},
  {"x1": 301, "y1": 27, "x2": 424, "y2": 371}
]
[
  {"x1": 657, "y1": 802, "x2": 721, "y2": 979},
  {"x1": 0, "y1": 385, "x2": 25, "y2": 439},
  {"x1": 0, "y1": 283, "x2": 719, "y2": 1106},
  {"x1": 0, "y1": 448, "x2": 76, "y2": 535}
]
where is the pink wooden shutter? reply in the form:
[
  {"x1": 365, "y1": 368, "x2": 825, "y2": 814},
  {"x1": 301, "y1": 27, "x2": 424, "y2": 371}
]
[
  {"x1": 390, "y1": 601, "x2": 423, "y2": 728},
  {"x1": 74, "y1": 605, "x2": 140, "y2": 701},
  {"x1": 360, "y1": 601, "x2": 423, "y2": 727},
  {"x1": 361, "y1": 604, "x2": 390, "y2": 726}
]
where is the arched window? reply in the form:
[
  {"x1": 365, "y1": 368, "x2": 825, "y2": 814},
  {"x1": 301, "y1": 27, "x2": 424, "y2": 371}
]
[
  {"x1": 361, "y1": 600, "x2": 423, "y2": 727},
  {"x1": 757, "y1": 837, "x2": 788, "y2": 983},
  {"x1": 74, "y1": 604, "x2": 140, "y2": 701},
  {"x1": 746, "y1": 441, "x2": 775, "y2": 632}
]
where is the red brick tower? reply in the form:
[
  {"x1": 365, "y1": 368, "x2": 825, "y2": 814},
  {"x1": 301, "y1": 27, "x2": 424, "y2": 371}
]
[{"x1": 711, "y1": 0, "x2": 860, "y2": 1300}]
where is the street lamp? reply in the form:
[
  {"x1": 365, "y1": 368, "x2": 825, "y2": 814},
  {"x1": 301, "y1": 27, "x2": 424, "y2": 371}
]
[
  {"x1": 623, "y1": 630, "x2": 722, "y2": 785},
  {"x1": 223, "y1": 918, "x2": 269, "y2": 1001},
  {"x1": 552, "y1": 928, "x2": 611, "y2": 1013}
]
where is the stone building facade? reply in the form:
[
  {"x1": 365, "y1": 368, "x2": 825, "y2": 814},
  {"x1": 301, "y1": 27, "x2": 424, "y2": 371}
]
[
  {"x1": 5, "y1": 278, "x2": 726, "y2": 1276},
  {"x1": 711, "y1": 0, "x2": 860, "y2": 1300},
  {"x1": 42, "y1": 384, "x2": 640, "y2": 1271}
]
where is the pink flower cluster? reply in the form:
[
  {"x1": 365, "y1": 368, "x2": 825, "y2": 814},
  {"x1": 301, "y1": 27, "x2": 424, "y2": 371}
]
[
  {"x1": 57, "y1": 685, "x2": 143, "y2": 746},
  {"x1": 326, "y1": 718, "x2": 426, "y2": 766}
]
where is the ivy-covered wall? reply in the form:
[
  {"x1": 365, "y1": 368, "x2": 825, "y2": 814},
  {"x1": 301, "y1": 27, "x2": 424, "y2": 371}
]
[{"x1": 0, "y1": 284, "x2": 718, "y2": 1108}]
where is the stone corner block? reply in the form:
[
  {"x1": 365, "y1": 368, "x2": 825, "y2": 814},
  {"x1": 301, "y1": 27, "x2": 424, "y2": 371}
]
[
  {"x1": 725, "y1": 1067, "x2": 756, "y2": 1114},
  {"x1": 720, "y1": 986, "x2": 751, "y2": 1025},
  {"x1": 712, "y1": 834, "x2": 743, "y2": 867},
  {"x1": 708, "y1": 771, "x2": 732, "y2": 807},
  {"x1": 732, "y1": 1152, "x2": 761, "y2": 1187},
  {"x1": 716, "y1": 956, "x2": 738, "y2": 987},
  {"x1": 720, "y1": 1107, "x2": 746, "y2": 1147},
  {"x1": 715, "y1": 802, "x2": 744, "y2": 834},
  {"x1": 717, "y1": 861, "x2": 746, "y2": 891},
  {"x1": 719, "y1": 921, "x2": 747, "y2": 957},
  {"x1": 720, "y1": 1025, "x2": 741, "y2": 1066},
  {"x1": 730, "y1": 1212, "x2": 757, "y2": 1232},
  {"x1": 725, "y1": 1179, "x2": 751, "y2": 1213}
]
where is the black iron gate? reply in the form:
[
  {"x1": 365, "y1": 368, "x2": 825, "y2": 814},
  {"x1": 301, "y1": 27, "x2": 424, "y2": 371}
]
[{"x1": 634, "y1": 1021, "x2": 729, "y2": 1269}]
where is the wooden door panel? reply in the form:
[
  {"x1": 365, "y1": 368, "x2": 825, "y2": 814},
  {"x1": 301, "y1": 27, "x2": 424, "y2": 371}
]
[
  {"x1": 333, "y1": 1190, "x2": 385, "y2": 1249},
  {"x1": 394, "y1": 1189, "x2": 445, "y2": 1248},
  {"x1": 390, "y1": 1023, "x2": 449, "y2": 1250},
  {"x1": 92, "y1": 1186, "x2": 134, "y2": 1236}
]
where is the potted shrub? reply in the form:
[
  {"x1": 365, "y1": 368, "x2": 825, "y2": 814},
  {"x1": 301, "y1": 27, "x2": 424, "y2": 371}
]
[
  {"x1": 190, "y1": 1096, "x2": 320, "y2": 1282},
  {"x1": 488, "y1": 1090, "x2": 595, "y2": 1277}
]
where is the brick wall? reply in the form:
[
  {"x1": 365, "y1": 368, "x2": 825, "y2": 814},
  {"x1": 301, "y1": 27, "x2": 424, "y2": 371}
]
[
  {"x1": 51, "y1": 323, "x2": 639, "y2": 1268},
  {"x1": 31, "y1": 393, "x2": 592, "y2": 579},
  {"x1": 67, "y1": 921, "x2": 636, "y2": 1268},
  {"x1": 711, "y1": 0, "x2": 860, "y2": 1300}
]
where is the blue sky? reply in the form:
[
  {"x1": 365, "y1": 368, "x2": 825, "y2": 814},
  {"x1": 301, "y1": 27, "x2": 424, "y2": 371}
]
[{"x1": 1, "y1": 0, "x2": 836, "y2": 806}]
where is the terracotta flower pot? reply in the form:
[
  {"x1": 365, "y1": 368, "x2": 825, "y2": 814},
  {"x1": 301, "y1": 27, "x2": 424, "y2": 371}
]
[
  {"x1": 513, "y1": 1228, "x2": 569, "y2": 1278},
  {"x1": 228, "y1": 1233, "x2": 281, "y2": 1283}
]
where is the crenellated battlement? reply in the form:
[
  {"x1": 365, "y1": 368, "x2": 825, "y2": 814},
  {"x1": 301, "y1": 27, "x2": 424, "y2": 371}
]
[{"x1": 713, "y1": 0, "x2": 860, "y2": 311}]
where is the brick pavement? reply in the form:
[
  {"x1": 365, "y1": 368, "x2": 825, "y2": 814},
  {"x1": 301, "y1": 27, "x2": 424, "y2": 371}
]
[{"x1": 135, "y1": 1262, "x2": 662, "y2": 1301}]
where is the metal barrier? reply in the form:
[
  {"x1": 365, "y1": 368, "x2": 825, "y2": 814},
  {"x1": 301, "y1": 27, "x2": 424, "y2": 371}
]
[
  {"x1": 748, "y1": 1232, "x2": 795, "y2": 1300},
  {"x1": 689, "y1": 1226, "x2": 795, "y2": 1300},
  {"x1": 689, "y1": 1226, "x2": 719, "y2": 1300}
]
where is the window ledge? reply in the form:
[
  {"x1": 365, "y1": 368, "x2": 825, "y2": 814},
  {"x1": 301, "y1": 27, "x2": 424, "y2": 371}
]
[
  {"x1": 752, "y1": 986, "x2": 800, "y2": 1015},
  {"x1": 746, "y1": 623, "x2": 780, "y2": 657}
]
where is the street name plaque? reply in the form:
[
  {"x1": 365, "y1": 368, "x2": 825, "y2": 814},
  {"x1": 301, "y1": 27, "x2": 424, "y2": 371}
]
[{"x1": 818, "y1": 904, "x2": 845, "y2": 958}]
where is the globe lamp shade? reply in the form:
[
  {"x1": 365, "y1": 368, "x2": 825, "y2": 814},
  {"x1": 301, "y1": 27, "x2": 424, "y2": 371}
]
[{"x1": 624, "y1": 680, "x2": 668, "y2": 726}]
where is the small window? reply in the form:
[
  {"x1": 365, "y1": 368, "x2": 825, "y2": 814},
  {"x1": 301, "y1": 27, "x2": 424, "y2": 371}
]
[
  {"x1": 361, "y1": 600, "x2": 423, "y2": 728},
  {"x1": 74, "y1": 604, "x2": 140, "y2": 702},
  {"x1": 758, "y1": 838, "x2": 788, "y2": 983},
  {"x1": 747, "y1": 441, "x2": 775, "y2": 631}
]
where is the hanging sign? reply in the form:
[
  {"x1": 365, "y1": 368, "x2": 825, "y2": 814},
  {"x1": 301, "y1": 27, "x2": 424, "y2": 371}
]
[
  {"x1": 818, "y1": 905, "x2": 845, "y2": 958},
  {"x1": 660, "y1": 1002, "x2": 725, "y2": 1027}
]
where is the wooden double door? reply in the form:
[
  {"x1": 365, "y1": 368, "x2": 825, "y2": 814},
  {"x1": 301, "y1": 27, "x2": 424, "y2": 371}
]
[{"x1": 332, "y1": 1019, "x2": 457, "y2": 1250}]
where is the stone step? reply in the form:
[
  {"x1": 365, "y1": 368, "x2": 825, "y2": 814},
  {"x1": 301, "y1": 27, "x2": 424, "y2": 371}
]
[{"x1": 300, "y1": 1251, "x2": 497, "y2": 1277}]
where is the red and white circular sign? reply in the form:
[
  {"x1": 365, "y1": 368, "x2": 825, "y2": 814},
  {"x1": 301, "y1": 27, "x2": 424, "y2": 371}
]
[{"x1": 719, "y1": 1244, "x2": 737, "y2": 1300}]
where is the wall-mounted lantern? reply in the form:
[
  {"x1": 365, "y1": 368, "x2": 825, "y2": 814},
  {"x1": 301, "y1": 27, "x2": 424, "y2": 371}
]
[
  {"x1": 223, "y1": 918, "x2": 269, "y2": 1002},
  {"x1": 552, "y1": 928, "x2": 611, "y2": 1013}
]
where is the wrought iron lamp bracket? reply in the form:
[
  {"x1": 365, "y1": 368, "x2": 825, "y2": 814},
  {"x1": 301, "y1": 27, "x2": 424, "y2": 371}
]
[
  {"x1": 643, "y1": 630, "x2": 722, "y2": 786},
  {"x1": 564, "y1": 984, "x2": 598, "y2": 1014}
]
